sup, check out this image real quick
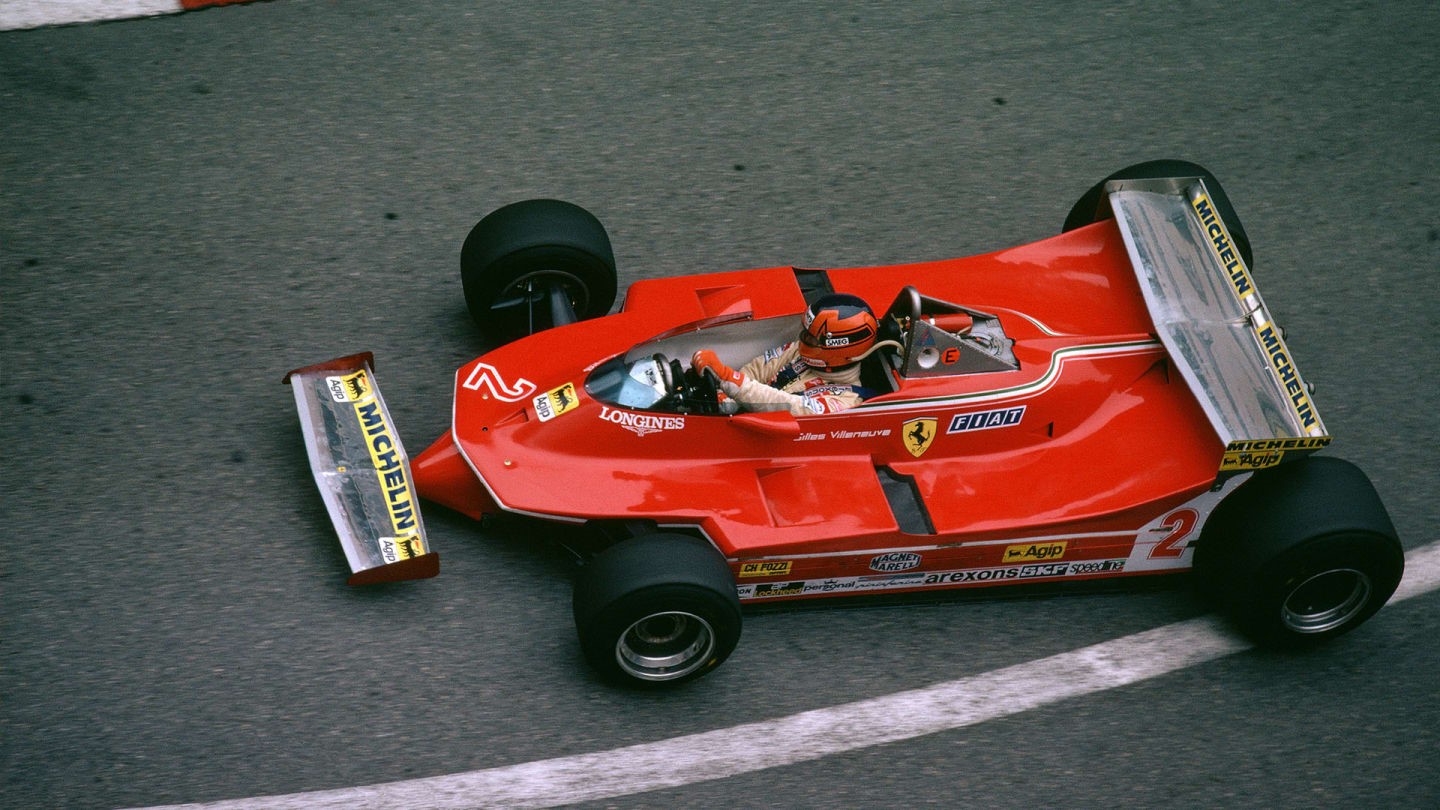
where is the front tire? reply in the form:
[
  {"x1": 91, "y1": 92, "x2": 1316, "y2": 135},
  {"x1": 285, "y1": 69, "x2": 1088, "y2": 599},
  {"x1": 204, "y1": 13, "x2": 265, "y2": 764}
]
[
  {"x1": 1196, "y1": 457, "x2": 1403, "y2": 646},
  {"x1": 573, "y1": 533, "x2": 742, "y2": 686},
  {"x1": 460, "y1": 199, "x2": 618, "y2": 344}
]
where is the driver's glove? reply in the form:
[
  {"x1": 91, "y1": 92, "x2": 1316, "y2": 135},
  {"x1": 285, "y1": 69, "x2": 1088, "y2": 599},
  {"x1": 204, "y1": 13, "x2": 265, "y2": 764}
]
[{"x1": 692, "y1": 350, "x2": 745, "y2": 387}]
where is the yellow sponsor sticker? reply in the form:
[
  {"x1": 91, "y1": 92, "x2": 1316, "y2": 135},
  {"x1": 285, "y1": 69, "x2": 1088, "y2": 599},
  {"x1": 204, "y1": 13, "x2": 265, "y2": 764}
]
[
  {"x1": 1190, "y1": 191, "x2": 1256, "y2": 304},
  {"x1": 326, "y1": 369, "x2": 372, "y2": 402},
  {"x1": 1251, "y1": 320, "x2": 1323, "y2": 435},
  {"x1": 533, "y1": 382, "x2": 580, "y2": 422},
  {"x1": 1221, "y1": 448, "x2": 1284, "y2": 471},
  {"x1": 1221, "y1": 437, "x2": 1331, "y2": 471},
  {"x1": 354, "y1": 398, "x2": 421, "y2": 543},
  {"x1": 1003, "y1": 541, "x2": 1067, "y2": 562},
  {"x1": 738, "y1": 560, "x2": 793, "y2": 578},
  {"x1": 379, "y1": 534, "x2": 426, "y2": 563}
]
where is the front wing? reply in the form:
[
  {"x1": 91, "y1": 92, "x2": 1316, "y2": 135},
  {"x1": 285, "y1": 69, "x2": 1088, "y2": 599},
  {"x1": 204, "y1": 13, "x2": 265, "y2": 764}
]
[{"x1": 284, "y1": 352, "x2": 438, "y2": 585}]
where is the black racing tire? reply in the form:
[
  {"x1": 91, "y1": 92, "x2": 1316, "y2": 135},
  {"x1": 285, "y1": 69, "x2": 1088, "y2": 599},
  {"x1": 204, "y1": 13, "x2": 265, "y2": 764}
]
[
  {"x1": 573, "y1": 533, "x2": 741, "y2": 686},
  {"x1": 460, "y1": 199, "x2": 617, "y2": 344},
  {"x1": 1062, "y1": 159, "x2": 1254, "y2": 269},
  {"x1": 1195, "y1": 456, "x2": 1403, "y2": 647}
]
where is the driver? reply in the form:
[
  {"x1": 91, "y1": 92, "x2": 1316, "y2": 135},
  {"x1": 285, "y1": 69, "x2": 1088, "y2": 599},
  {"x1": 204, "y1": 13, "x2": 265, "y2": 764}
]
[{"x1": 692, "y1": 293, "x2": 880, "y2": 416}]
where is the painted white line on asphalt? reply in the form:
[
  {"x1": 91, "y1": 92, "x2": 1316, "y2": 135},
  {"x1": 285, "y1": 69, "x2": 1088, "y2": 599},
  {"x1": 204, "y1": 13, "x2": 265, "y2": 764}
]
[
  {"x1": 1392, "y1": 540, "x2": 1440, "y2": 602},
  {"x1": 143, "y1": 542, "x2": 1440, "y2": 810},
  {"x1": 0, "y1": 0, "x2": 181, "y2": 30}
]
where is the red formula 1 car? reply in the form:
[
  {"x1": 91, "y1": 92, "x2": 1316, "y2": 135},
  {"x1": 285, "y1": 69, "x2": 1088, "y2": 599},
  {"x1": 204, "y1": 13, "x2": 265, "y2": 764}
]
[{"x1": 286, "y1": 161, "x2": 1403, "y2": 686}]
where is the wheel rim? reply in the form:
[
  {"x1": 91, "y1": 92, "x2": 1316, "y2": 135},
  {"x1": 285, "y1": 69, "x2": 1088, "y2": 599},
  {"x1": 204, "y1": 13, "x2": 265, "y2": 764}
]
[
  {"x1": 490, "y1": 269, "x2": 590, "y2": 314},
  {"x1": 1280, "y1": 568, "x2": 1372, "y2": 633},
  {"x1": 614, "y1": 611, "x2": 716, "y2": 682}
]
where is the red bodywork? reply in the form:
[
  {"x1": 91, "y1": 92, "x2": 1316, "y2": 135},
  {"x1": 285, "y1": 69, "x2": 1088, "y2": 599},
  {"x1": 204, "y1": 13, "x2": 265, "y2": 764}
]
[{"x1": 413, "y1": 220, "x2": 1229, "y2": 602}]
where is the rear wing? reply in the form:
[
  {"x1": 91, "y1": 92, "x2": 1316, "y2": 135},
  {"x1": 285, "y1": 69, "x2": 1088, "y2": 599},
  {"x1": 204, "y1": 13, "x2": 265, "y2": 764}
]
[
  {"x1": 283, "y1": 353, "x2": 438, "y2": 584},
  {"x1": 1104, "y1": 177, "x2": 1331, "y2": 475}
]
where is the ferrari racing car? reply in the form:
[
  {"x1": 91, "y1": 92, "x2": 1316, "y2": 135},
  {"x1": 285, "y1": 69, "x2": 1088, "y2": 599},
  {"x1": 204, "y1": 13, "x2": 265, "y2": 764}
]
[{"x1": 285, "y1": 161, "x2": 1403, "y2": 686}]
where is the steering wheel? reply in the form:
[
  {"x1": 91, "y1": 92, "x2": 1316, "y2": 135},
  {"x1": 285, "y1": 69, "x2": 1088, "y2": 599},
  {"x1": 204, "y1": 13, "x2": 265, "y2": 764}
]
[
  {"x1": 649, "y1": 353, "x2": 723, "y2": 415},
  {"x1": 693, "y1": 365, "x2": 724, "y2": 414}
]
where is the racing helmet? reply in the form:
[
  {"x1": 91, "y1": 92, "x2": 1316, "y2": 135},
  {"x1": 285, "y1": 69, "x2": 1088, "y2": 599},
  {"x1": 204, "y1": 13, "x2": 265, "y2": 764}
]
[{"x1": 797, "y1": 293, "x2": 879, "y2": 370}]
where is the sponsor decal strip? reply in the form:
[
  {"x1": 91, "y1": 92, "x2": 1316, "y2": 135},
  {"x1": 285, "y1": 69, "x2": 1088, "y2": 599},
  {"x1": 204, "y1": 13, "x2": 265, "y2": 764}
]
[
  {"x1": 597, "y1": 406, "x2": 685, "y2": 436},
  {"x1": 738, "y1": 560, "x2": 793, "y2": 578},
  {"x1": 1221, "y1": 436, "x2": 1332, "y2": 471},
  {"x1": 1189, "y1": 186, "x2": 1324, "y2": 439},
  {"x1": 1189, "y1": 190, "x2": 1256, "y2": 308},
  {"x1": 737, "y1": 559, "x2": 1129, "y2": 599},
  {"x1": 724, "y1": 530, "x2": 1137, "y2": 562},
  {"x1": 316, "y1": 366, "x2": 423, "y2": 562},
  {"x1": 1004, "y1": 541, "x2": 1066, "y2": 562},
  {"x1": 340, "y1": 372, "x2": 426, "y2": 562},
  {"x1": 948, "y1": 405, "x2": 1026, "y2": 434},
  {"x1": 1251, "y1": 320, "x2": 1323, "y2": 436},
  {"x1": 870, "y1": 552, "x2": 922, "y2": 572}
]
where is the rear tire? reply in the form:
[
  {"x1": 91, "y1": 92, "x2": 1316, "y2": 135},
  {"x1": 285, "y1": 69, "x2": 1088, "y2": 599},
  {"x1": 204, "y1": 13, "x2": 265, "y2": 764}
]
[
  {"x1": 460, "y1": 199, "x2": 617, "y2": 344},
  {"x1": 1063, "y1": 159, "x2": 1253, "y2": 269},
  {"x1": 1196, "y1": 457, "x2": 1403, "y2": 646},
  {"x1": 573, "y1": 533, "x2": 741, "y2": 686}
]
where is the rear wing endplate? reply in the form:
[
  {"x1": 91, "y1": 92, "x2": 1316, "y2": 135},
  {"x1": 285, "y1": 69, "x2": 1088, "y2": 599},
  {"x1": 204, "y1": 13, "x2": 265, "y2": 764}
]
[
  {"x1": 283, "y1": 353, "x2": 438, "y2": 584},
  {"x1": 1104, "y1": 178, "x2": 1331, "y2": 475}
]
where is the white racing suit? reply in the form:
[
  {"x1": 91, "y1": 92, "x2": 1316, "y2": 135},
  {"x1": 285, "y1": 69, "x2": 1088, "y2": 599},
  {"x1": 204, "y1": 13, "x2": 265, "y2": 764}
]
[{"x1": 722, "y1": 342, "x2": 867, "y2": 416}]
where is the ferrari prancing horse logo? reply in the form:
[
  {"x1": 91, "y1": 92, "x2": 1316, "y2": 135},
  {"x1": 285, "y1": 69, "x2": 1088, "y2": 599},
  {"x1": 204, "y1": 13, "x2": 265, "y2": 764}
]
[{"x1": 902, "y1": 417, "x2": 937, "y2": 458}]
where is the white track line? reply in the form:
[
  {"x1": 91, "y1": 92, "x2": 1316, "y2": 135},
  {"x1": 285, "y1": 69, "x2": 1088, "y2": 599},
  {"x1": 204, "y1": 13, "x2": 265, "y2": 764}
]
[
  {"x1": 0, "y1": 0, "x2": 257, "y2": 31},
  {"x1": 0, "y1": 1, "x2": 181, "y2": 30},
  {"x1": 144, "y1": 542, "x2": 1440, "y2": 810}
]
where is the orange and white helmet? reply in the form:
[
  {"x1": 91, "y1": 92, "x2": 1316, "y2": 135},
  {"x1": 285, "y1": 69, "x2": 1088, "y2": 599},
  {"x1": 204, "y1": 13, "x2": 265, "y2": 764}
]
[{"x1": 797, "y1": 293, "x2": 878, "y2": 371}]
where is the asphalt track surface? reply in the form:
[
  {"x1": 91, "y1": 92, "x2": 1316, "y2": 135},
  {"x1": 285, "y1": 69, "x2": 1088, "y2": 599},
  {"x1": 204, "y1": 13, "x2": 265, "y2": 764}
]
[{"x1": 3, "y1": 2, "x2": 1438, "y2": 808}]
